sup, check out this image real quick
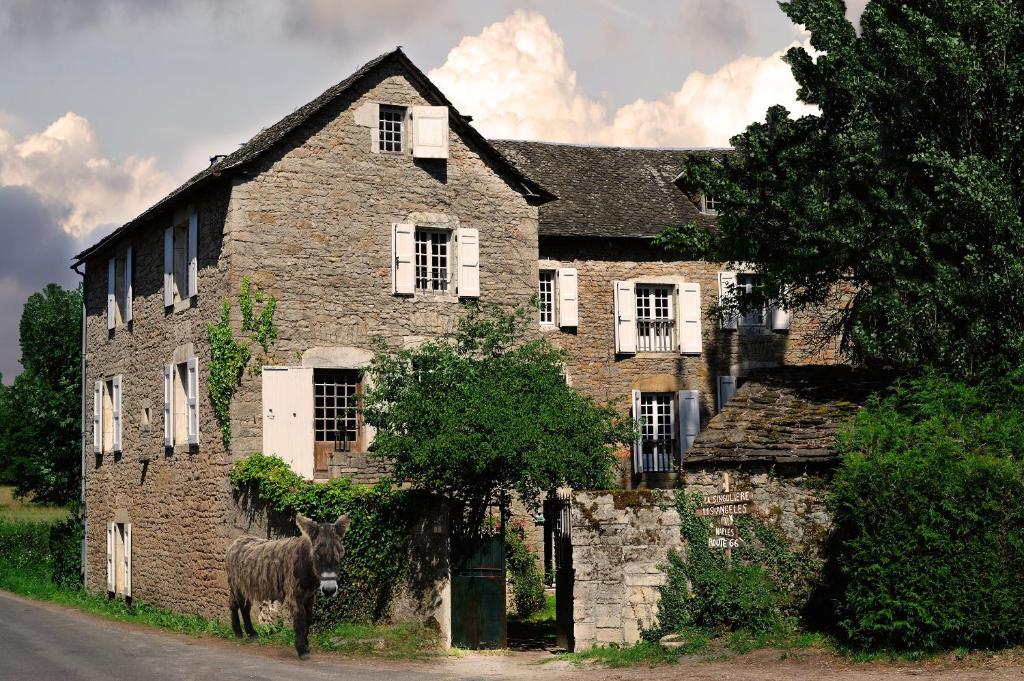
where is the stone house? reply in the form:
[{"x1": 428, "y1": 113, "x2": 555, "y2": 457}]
[{"x1": 72, "y1": 48, "x2": 838, "y2": 620}]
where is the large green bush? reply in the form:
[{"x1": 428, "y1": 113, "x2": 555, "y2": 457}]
[
  {"x1": 504, "y1": 519, "x2": 545, "y2": 617},
  {"x1": 829, "y1": 373, "x2": 1024, "y2": 651},
  {"x1": 0, "y1": 520, "x2": 51, "y2": 580}
]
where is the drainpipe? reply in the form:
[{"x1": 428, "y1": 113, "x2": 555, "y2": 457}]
[{"x1": 72, "y1": 261, "x2": 87, "y2": 585}]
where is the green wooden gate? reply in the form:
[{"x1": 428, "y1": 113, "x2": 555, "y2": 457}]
[{"x1": 451, "y1": 534, "x2": 506, "y2": 649}]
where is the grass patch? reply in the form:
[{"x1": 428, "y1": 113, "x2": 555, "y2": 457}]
[
  {"x1": 0, "y1": 486, "x2": 69, "y2": 523},
  {"x1": 508, "y1": 592, "x2": 556, "y2": 647}
]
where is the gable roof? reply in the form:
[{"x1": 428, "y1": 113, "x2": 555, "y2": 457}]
[
  {"x1": 490, "y1": 140, "x2": 727, "y2": 239},
  {"x1": 685, "y1": 366, "x2": 893, "y2": 465},
  {"x1": 74, "y1": 48, "x2": 552, "y2": 265}
]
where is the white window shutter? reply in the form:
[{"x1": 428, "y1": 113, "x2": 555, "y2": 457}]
[
  {"x1": 163, "y1": 364, "x2": 173, "y2": 448},
  {"x1": 123, "y1": 523, "x2": 132, "y2": 599},
  {"x1": 631, "y1": 389, "x2": 643, "y2": 474},
  {"x1": 392, "y1": 223, "x2": 415, "y2": 295},
  {"x1": 556, "y1": 268, "x2": 579, "y2": 327},
  {"x1": 678, "y1": 390, "x2": 700, "y2": 458},
  {"x1": 111, "y1": 375, "x2": 122, "y2": 453},
  {"x1": 456, "y1": 227, "x2": 480, "y2": 298},
  {"x1": 262, "y1": 367, "x2": 316, "y2": 479},
  {"x1": 187, "y1": 212, "x2": 198, "y2": 298},
  {"x1": 718, "y1": 272, "x2": 738, "y2": 330},
  {"x1": 163, "y1": 227, "x2": 173, "y2": 307},
  {"x1": 107, "y1": 258, "x2": 116, "y2": 330},
  {"x1": 186, "y1": 357, "x2": 199, "y2": 446},
  {"x1": 677, "y1": 283, "x2": 702, "y2": 354},
  {"x1": 770, "y1": 301, "x2": 790, "y2": 331},
  {"x1": 411, "y1": 106, "x2": 449, "y2": 159},
  {"x1": 613, "y1": 281, "x2": 637, "y2": 354},
  {"x1": 717, "y1": 375, "x2": 737, "y2": 412},
  {"x1": 106, "y1": 523, "x2": 114, "y2": 593},
  {"x1": 124, "y1": 246, "x2": 133, "y2": 324},
  {"x1": 93, "y1": 381, "x2": 103, "y2": 454}
]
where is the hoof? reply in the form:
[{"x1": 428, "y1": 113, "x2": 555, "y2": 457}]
[
  {"x1": 298, "y1": 652, "x2": 311, "y2": 661},
  {"x1": 247, "y1": 633, "x2": 259, "y2": 640}
]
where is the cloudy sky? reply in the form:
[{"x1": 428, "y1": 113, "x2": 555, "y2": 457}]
[{"x1": 0, "y1": 0, "x2": 865, "y2": 380}]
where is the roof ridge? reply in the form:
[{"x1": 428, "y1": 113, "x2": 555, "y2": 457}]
[{"x1": 491, "y1": 138, "x2": 734, "y2": 152}]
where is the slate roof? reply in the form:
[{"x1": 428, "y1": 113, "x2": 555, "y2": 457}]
[
  {"x1": 490, "y1": 140, "x2": 727, "y2": 238},
  {"x1": 74, "y1": 48, "x2": 552, "y2": 265},
  {"x1": 685, "y1": 366, "x2": 892, "y2": 465}
]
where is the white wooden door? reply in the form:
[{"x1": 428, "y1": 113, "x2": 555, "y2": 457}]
[{"x1": 262, "y1": 367, "x2": 315, "y2": 479}]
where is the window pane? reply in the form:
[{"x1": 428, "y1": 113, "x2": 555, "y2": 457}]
[
  {"x1": 538, "y1": 271, "x2": 555, "y2": 323},
  {"x1": 313, "y1": 369, "x2": 360, "y2": 443}
]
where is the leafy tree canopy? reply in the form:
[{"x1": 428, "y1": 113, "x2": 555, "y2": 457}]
[
  {"x1": 660, "y1": 0, "x2": 1024, "y2": 377},
  {"x1": 0, "y1": 284, "x2": 82, "y2": 504},
  {"x1": 362, "y1": 304, "x2": 632, "y2": 528}
]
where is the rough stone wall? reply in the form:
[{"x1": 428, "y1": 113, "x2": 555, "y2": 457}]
[
  {"x1": 570, "y1": 490, "x2": 682, "y2": 650},
  {"x1": 82, "y1": 185, "x2": 237, "y2": 619}
]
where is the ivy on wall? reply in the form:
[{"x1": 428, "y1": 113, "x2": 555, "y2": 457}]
[{"x1": 208, "y1": 277, "x2": 277, "y2": 449}]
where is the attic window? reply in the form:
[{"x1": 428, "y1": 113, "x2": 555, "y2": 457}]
[
  {"x1": 701, "y1": 194, "x2": 720, "y2": 215},
  {"x1": 379, "y1": 106, "x2": 405, "y2": 153}
]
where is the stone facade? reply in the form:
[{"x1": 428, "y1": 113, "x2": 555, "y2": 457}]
[{"x1": 570, "y1": 490, "x2": 682, "y2": 650}]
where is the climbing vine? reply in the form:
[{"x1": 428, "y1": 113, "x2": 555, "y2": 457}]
[{"x1": 207, "y1": 276, "x2": 277, "y2": 449}]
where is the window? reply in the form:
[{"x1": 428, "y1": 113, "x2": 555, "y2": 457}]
[
  {"x1": 102, "y1": 378, "x2": 114, "y2": 454},
  {"x1": 314, "y1": 369, "x2": 360, "y2": 447},
  {"x1": 164, "y1": 358, "x2": 198, "y2": 448},
  {"x1": 638, "y1": 393, "x2": 676, "y2": 472},
  {"x1": 635, "y1": 285, "x2": 675, "y2": 352},
  {"x1": 164, "y1": 212, "x2": 196, "y2": 308},
  {"x1": 702, "y1": 194, "x2": 719, "y2": 215},
  {"x1": 415, "y1": 229, "x2": 449, "y2": 292},
  {"x1": 379, "y1": 105, "x2": 405, "y2": 152},
  {"x1": 93, "y1": 375, "x2": 122, "y2": 455},
  {"x1": 736, "y1": 274, "x2": 765, "y2": 327},
  {"x1": 107, "y1": 247, "x2": 132, "y2": 331},
  {"x1": 106, "y1": 521, "x2": 131, "y2": 598},
  {"x1": 114, "y1": 256, "x2": 127, "y2": 324},
  {"x1": 538, "y1": 270, "x2": 556, "y2": 324}
]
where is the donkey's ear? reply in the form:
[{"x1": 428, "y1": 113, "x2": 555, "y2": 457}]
[
  {"x1": 334, "y1": 514, "x2": 351, "y2": 538},
  {"x1": 296, "y1": 514, "x2": 317, "y2": 539}
]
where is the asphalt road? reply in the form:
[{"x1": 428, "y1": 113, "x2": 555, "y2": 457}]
[{"x1": 0, "y1": 592, "x2": 463, "y2": 681}]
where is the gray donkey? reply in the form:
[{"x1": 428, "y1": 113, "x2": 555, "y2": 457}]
[{"x1": 226, "y1": 513, "x2": 351, "y2": 659}]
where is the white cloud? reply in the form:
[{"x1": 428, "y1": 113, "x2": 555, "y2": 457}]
[
  {"x1": 0, "y1": 112, "x2": 171, "y2": 237},
  {"x1": 430, "y1": 9, "x2": 817, "y2": 148}
]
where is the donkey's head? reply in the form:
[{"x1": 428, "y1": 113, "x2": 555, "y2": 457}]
[{"x1": 295, "y1": 514, "x2": 351, "y2": 598}]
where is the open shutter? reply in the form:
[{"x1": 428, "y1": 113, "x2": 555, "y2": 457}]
[
  {"x1": 186, "y1": 357, "x2": 199, "y2": 446},
  {"x1": 770, "y1": 302, "x2": 790, "y2": 331},
  {"x1": 163, "y1": 364, "x2": 173, "y2": 448},
  {"x1": 392, "y1": 223, "x2": 415, "y2": 295},
  {"x1": 262, "y1": 367, "x2": 316, "y2": 479},
  {"x1": 124, "y1": 246, "x2": 133, "y2": 323},
  {"x1": 717, "y1": 375, "x2": 737, "y2": 412},
  {"x1": 93, "y1": 381, "x2": 103, "y2": 454},
  {"x1": 163, "y1": 227, "x2": 173, "y2": 307},
  {"x1": 111, "y1": 375, "x2": 122, "y2": 453},
  {"x1": 554, "y1": 268, "x2": 578, "y2": 327},
  {"x1": 123, "y1": 524, "x2": 132, "y2": 599},
  {"x1": 613, "y1": 281, "x2": 637, "y2": 353},
  {"x1": 718, "y1": 272, "x2": 738, "y2": 330},
  {"x1": 456, "y1": 227, "x2": 480, "y2": 298},
  {"x1": 106, "y1": 523, "x2": 114, "y2": 593},
  {"x1": 411, "y1": 106, "x2": 449, "y2": 159},
  {"x1": 107, "y1": 258, "x2": 116, "y2": 330},
  {"x1": 186, "y1": 212, "x2": 198, "y2": 298},
  {"x1": 631, "y1": 390, "x2": 643, "y2": 474},
  {"x1": 678, "y1": 390, "x2": 700, "y2": 459},
  {"x1": 677, "y1": 283, "x2": 702, "y2": 354}
]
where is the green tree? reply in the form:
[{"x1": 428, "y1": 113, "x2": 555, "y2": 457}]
[
  {"x1": 660, "y1": 0, "x2": 1024, "y2": 377},
  {"x1": 0, "y1": 284, "x2": 82, "y2": 504},
  {"x1": 362, "y1": 304, "x2": 632, "y2": 530}
]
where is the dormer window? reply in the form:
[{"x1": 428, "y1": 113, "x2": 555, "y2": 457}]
[
  {"x1": 701, "y1": 194, "x2": 719, "y2": 215},
  {"x1": 379, "y1": 105, "x2": 405, "y2": 153}
]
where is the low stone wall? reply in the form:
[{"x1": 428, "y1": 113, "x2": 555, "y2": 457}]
[{"x1": 570, "y1": 490, "x2": 682, "y2": 650}]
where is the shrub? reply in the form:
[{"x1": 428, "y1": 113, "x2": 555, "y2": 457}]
[
  {"x1": 0, "y1": 520, "x2": 51, "y2": 580},
  {"x1": 828, "y1": 372, "x2": 1024, "y2": 651},
  {"x1": 505, "y1": 519, "x2": 545, "y2": 617},
  {"x1": 49, "y1": 510, "x2": 83, "y2": 587}
]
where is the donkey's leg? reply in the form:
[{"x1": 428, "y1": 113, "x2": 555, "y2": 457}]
[
  {"x1": 241, "y1": 601, "x2": 259, "y2": 639},
  {"x1": 292, "y1": 594, "x2": 312, "y2": 659},
  {"x1": 229, "y1": 597, "x2": 243, "y2": 638}
]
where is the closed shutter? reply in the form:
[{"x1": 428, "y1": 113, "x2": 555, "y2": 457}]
[
  {"x1": 163, "y1": 364, "x2": 173, "y2": 448},
  {"x1": 163, "y1": 227, "x2": 173, "y2": 307},
  {"x1": 770, "y1": 301, "x2": 790, "y2": 331},
  {"x1": 106, "y1": 523, "x2": 114, "y2": 593},
  {"x1": 717, "y1": 375, "x2": 737, "y2": 412},
  {"x1": 123, "y1": 523, "x2": 132, "y2": 599},
  {"x1": 631, "y1": 389, "x2": 643, "y2": 474},
  {"x1": 186, "y1": 357, "x2": 199, "y2": 446},
  {"x1": 124, "y1": 246, "x2": 133, "y2": 324},
  {"x1": 107, "y1": 258, "x2": 116, "y2": 330},
  {"x1": 186, "y1": 212, "x2": 198, "y2": 298},
  {"x1": 93, "y1": 381, "x2": 103, "y2": 454},
  {"x1": 677, "y1": 282, "x2": 702, "y2": 354},
  {"x1": 718, "y1": 272, "x2": 738, "y2": 330},
  {"x1": 411, "y1": 106, "x2": 449, "y2": 159},
  {"x1": 556, "y1": 268, "x2": 578, "y2": 327},
  {"x1": 456, "y1": 227, "x2": 480, "y2": 298},
  {"x1": 111, "y1": 375, "x2": 122, "y2": 452},
  {"x1": 613, "y1": 281, "x2": 637, "y2": 354},
  {"x1": 678, "y1": 390, "x2": 700, "y2": 458},
  {"x1": 392, "y1": 223, "x2": 415, "y2": 295},
  {"x1": 262, "y1": 367, "x2": 316, "y2": 479}
]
